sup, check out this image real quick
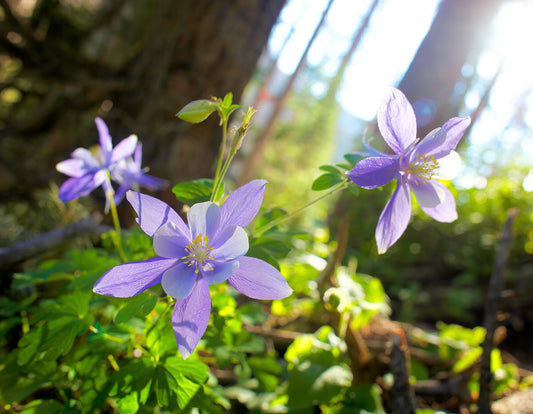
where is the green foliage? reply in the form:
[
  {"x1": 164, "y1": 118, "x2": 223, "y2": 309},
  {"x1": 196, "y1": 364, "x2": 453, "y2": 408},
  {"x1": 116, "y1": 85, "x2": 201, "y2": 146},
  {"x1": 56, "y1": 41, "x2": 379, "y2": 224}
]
[
  {"x1": 172, "y1": 178, "x2": 224, "y2": 206},
  {"x1": 285, "y1": 326, "x2": 352, "y2": 409},
  {"x1": 176, "y1": 99, "x2": 218, "y2": 123}
]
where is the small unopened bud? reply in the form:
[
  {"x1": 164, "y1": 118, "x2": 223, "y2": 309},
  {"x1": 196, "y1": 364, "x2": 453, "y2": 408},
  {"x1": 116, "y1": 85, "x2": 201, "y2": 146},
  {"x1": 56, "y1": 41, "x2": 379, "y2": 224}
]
[
  {"x1": 176, "y1": 100, "x2": 218, "y2": 123},
  {"x1": 231, "y1": 106, "x2": 256, "y2": 152}
]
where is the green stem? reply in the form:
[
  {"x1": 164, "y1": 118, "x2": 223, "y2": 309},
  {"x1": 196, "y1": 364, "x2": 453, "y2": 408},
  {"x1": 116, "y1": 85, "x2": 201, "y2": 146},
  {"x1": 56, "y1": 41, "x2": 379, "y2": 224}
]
[
  {"x1": 211, "y1": 116, "x2": 229, "y2": 202},
  {"x1": 146, "y1": 299, "x2": 174, "y2": 338},
  {"x1": 212, "y1": 148, "x2": 237, "y2": 203},
  {"x1": 107, "y1": 191, "x2": 128, "y2": 263},
  {"x1": 250, "y1": 179, "x2": 349, "y2": 237},
  {"x1": 90, "y1": 325, "x2": 129, "y2": 344}
]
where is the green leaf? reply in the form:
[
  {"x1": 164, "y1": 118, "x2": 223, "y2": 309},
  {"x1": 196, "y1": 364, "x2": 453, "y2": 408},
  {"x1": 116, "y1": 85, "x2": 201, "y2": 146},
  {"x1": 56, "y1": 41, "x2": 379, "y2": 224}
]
[
  {"x1": 19, "y1": 399, "x2": 64, "y2": 414},
  {"x1": 116, "y1": 392, "x2": 140, "y2": 414},
  {"x1": 172, "y1": 178, "x2": 224, "y2": 205},
  {"x1": 176, "y1": 99, "x2": 217, "y2": 123},
  {"x1": 453, "y1": 346, "x2": 483, "y2": 373},
  {"x1": 312, "y1": 173, "x2": 344, "y2": 191},
  {"x1": 164, "y1": 357, "x2": 208, "y2": 409},
  {"x1": 319, "y1": 164, "x2": 342, "y2": 174},
  {"x1": 248, "y1": 356, "x2": 282, "y2": 392},
  {"x1": 219, "y1": 92, "x2": 241, "y2": 119},
  {"x1": 153, "y1": 364, "x2": 176, "y2": 407},
  {"x1": 18, "y1": 312, "x2": 94, "y2": 363},
  {"x1": 114, "y1": 293, "x2": 157, "y2": 325}
]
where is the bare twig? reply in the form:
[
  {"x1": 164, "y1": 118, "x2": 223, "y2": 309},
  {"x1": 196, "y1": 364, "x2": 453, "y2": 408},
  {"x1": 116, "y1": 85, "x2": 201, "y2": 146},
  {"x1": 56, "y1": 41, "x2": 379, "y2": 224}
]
[
  {"x1": 390, "y1": 331, "x2": 416, "y2": 414},
  {"x1": 477, "y1": 209, "x2": 518, "y2": 414}
]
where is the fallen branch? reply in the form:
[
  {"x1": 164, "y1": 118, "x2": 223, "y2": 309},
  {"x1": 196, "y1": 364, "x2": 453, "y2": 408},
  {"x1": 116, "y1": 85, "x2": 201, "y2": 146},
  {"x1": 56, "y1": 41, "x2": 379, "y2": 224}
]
[{"x1": 0, "y1": 214, "x2": 110, "y2": 268}]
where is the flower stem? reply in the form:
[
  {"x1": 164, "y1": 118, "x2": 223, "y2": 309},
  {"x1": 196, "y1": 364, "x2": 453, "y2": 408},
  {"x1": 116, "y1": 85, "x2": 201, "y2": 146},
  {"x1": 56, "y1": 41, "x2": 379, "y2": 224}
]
[
  {"x1": 146, "y1": 299, "x2": 174, "y2": 338},
  {"x1": 211, "y1": 116, "x2": 229, "y2": 202},
  {"x1": 251, "y1": 179, "x2": 349, "y2": 237},
  {"x1": 90, "y1": 325, "x2": 129, "y2": 344},
  {"x1": 107, "y1": 191, "x2": 128, "y2": 262}
]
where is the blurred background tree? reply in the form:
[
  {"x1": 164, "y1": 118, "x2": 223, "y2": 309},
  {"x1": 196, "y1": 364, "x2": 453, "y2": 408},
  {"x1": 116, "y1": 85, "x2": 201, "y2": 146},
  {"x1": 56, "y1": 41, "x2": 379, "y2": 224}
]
[{"x1": 0, "y1": 0, "x2": 285, "y2": 198}]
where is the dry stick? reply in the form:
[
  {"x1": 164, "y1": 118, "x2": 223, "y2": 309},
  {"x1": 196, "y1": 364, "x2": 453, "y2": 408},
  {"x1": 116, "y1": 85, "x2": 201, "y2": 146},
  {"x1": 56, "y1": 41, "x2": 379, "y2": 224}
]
[
  {"x1": 476, "y1": 209, "x2": 518, "y2": 414},
  {"x1": 390, "y1": 331, "x2": 416, "y2": 414},
  {"x1": 0, "y1": 214, "x2": 110, "y2": 268}
]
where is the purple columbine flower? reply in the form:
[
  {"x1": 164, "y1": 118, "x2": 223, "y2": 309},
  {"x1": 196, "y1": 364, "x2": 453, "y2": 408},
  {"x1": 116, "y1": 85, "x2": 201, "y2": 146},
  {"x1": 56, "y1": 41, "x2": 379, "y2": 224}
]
[
  {"x1": 347, "y1": 88, "x2": 471, "y2": 254},
  {"x1": 93, "y1": 179, "x2": 293, "y2": 358},
  {"x1": 56, "y1": 117, "x2": 138, "y2": 208},
  {"x1": 111, "y1": 143, "x2": 168, "y2": 206}
]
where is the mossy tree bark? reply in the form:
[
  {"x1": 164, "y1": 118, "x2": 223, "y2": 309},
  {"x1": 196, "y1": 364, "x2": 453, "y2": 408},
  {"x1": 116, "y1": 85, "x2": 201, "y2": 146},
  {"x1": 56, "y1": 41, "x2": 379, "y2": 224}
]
[{"x1": 0, "y1": 0, "x2": 285, "y2": 198}]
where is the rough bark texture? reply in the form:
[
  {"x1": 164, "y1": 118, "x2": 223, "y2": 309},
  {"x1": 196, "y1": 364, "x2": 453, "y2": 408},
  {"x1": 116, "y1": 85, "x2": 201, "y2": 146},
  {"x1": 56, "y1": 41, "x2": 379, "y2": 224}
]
[
  {"x1": 0, "y1": 0, "x2": 285, "y2": 198},
  {"x1": 398, "y1": 0, "x2": 504, "y2": 137}
]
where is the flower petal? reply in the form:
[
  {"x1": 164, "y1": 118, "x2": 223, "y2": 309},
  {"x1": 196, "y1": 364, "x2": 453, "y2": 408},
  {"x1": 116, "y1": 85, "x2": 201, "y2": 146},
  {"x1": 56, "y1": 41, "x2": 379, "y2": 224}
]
[
  {"x1": 211, "y1": 225, "x2": 249, "y2": 260},
  {"x1": 412, "y1": 128, "x2": 447, "y2": 158},
  {"x1": 188, "y1": 202, "x2": 220, "y2": 239},
  {"x1": 347, "y1": 156, "x2": 399, "y2": 189},
  {"x1": 375, "y1": 178, "x2": 412, "y2": 254},
  {"x1": 153, "y1": 221, "x2": 190, "y2": 259},
  {"x1": 440, "y1": 116, "x2": 471, "y2": 154},
  {"x1": 419, "y1": 180, "x2": 457, "y2": 222},
  {"x1": 127, "y1": 191, "x2": 188, "y2": 237},
  {"x1": 56, "y1": 158, "x2": 89, "y2": 177},
  {"x1": 203, "y1": 260, "x2": 239, "y2": 285},
  {"x1": 71, "y1": 147, "x2": 99, "y2": 165},
  {"x1": 111, "y1": 135, "x2": 138, "y2": 164},
  {"x1": 220, "y1": 179, "x2": 267, "y2": 228},
  {"x1": 93, "y1": 256, "x2": 176, "y2": 297},
  {"x1": 227, "y1": 256, "x2": 292, "y2": 300},
  {"x1": 58, "y1": 172, "x2": 104, "y2": 202},
  {"x1": 161, "y1": 262, "x2": 198, "y2": 299},
  {"x1": 113, "y1": 182, "x2": 130, "y2": 206},
  {"x1": 377, "y1": 88, "x2": 417, "y2": 154},
  {"x1": 95, "y1": 117, "x2": 113, "y2": 159},
  {"x1": 172, "y1": 277, "x2": 211, "y2": 359},
  {"x1": 409, "y1": 177, "x2": 445, "y2": 208}
]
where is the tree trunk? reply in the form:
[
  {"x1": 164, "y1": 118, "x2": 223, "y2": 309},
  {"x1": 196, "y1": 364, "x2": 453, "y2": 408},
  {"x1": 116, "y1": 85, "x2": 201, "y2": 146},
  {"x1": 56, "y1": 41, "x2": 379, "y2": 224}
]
[
  {"x1": 0, "y1": 0, "x2": 285, "y2": 198},
  {"x1": 398, "y1": 0, "x2": 504, "y2": 137}
]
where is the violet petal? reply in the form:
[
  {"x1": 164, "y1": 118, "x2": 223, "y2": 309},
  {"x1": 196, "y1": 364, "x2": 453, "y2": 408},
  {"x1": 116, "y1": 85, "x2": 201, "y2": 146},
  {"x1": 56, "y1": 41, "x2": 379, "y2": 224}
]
[
  {"x1": 153, "y1": 221, "x2": 190, "y2": 259},
  {"x1": 95, "y1": 117, "x2": 113, "y2": 159},
  {"x1": 347, "y1": 156, "x2": 399, "y2": 189},
  {"x1": 93, "y1": 256, "x2": 177, "y2": 297},
  {"x1": 203, "y1": 260, "x2": 239, "y2": 285},
  {"x1": 127, "y1": 191, "x2": 187, "y2": 237},
  {"x1": 161, "y1": 262, "x2": 197, "y2": 299},
  {"x1": 220, "y1": 179, "x2": 267, "y2": 229},
  {"x1": 211, "y1": 225, "x2": 249, "y2": 261},
  {"x1": 375, "y1": 177, "x2": 412, "y2": 254},
  {"x1": 56, "y1": 158, "x2": 88, "y2": 178},
  {"x1": 409, "y1": 177, "x2": 445, "y2": 208},
  {"x1": 377, "y1": 88, "x2": 417, "y2": 155},
  {"x1": 111, "y1": 135, "x2": 138, "y2": 164},
  {"x1": 419, "y1": 180, "x2": 457, "y2": 222},
  {"x1": 227, "y1": 256, "x2": 292, "y2": 300},
  {"x1": 188, "y1": 202, "x2": 220, "y2": 239},
  {"x1": 172, "y1": 277, "x2": 211, "y2": 359},
  {"x1": 440, "y1": 117, "x2": 471, "y2": 154}
]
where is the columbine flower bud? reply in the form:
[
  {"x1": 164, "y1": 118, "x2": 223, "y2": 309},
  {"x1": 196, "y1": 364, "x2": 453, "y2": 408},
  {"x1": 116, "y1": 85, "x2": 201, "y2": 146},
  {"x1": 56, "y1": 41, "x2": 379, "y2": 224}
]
[{"x1": 231, "y1": 106, "x2": 256, "y2": 152}]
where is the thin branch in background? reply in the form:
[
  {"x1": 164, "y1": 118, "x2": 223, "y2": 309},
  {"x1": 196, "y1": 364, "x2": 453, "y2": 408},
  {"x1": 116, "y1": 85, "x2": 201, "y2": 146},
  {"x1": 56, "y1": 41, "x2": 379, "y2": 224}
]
[
  {"x1": 476, "y1": 208, "x2": 518, "y2": 414},
  {"x1": 0, "y1": 214, "x2": 110, "y2": 269},
  {"x1": 390, "y1": 330, "x2": 416, "y2": 414}
]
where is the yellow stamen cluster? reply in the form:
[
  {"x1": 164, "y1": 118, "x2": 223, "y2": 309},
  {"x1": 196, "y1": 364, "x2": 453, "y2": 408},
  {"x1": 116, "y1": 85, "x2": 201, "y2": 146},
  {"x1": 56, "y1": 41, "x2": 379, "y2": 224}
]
[
  {"x1": 406, "y1": 153, "x2": 439, "y2": 184},
  {"x1": 182, "y1": 234, "x2": 214, "y2": 273}
]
